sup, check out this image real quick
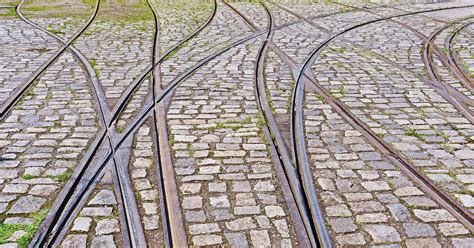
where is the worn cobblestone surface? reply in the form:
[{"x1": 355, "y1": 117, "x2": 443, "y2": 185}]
[
  {"x1": 1, "y1": 0, "x2": 474, "y2": 247},
  {"x1": 0, "y1": 51, "x2": 99, "y2": 246},
  {"x1": 73, "y1": 4, "x2": 153, "y2": 108},
  {"x1": 0, "y1": 18, "x2": 60, "y2": 105},
  {"x1": 312, "y1": 40, "x2": 474, "y2": 211},
  {"x1": 63, "y1": 181, "x2": 122, "y2": 248},
  {"x1": 452, "y1": 24, "x2": 474, "y2": 80},
  {"x1": 167, "y1": 40, "x2": 298, "y2": 247}
]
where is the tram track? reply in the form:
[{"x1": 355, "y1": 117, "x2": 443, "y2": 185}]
[
  {"x1": 225, "y1": 1, "x2": 320, "y2": 246},
  {"x1": 332, "y1": 2, "x2": 474, "y2": 119},
  {"x1": 30, "y1": 1, "x2": 218, "y2": 246},
  {"x1": 424, "y1": 17, "x2": 474, "y2": 119},
  {"x1": 19, "y1": 1, "x2": 145, "y2": 247},
  {"x1": 208, "y1": 1, "x2": 474, "y2": 246},
  {"x1": 447, "y1": 21, "x2": 474, "y2": 86},
  {"x1": 4, "y1": 1, "x2": 474, "y2": 246},
  {"x1": 225, "y1": 2, "x2": 332, "y2": 247},
  {"x1": 0, "y1": 0, "x2": 99, "y2": 120},
  {"x1": 266, "y1": 0, "x2": 474, "y2": 230},
  {"x1": 89, "y1": 2, "x2": 474, "y2": 243},
  {"x1": 290, "y1": 6, "x2": 474, "y2": 232}
]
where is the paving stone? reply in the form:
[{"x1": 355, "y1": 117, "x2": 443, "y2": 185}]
[
  {"x1": 437, "y1": 222, "x2": 469, "y2": 236},
  {"x1": 89, "y1": 189, "x2": 117, "y2": 205},
  {"x1": 224, "y1": 232, "x2": 249, "y2": 248},
  {"x1": 451, "y1": 238, "x2": 474, "y2": 247},
  {"x1": 62, "y1": 235, "x2": 87, "y2": 248},
  {"x1": 328, "y1": 218, "x2": 357, "y2": 233},
  {"x1": 71, "y1": 217, "x2": 92, "y2": 232},
  {"x1": 264, "y1": 206, "x2": 285, "y2": 218},
  {"x1": 7, "y1": 195, "x2": 45, "y2": 214},
  {"x1": 189, "y1": 223, "x2": 221, "y2": 235},
  {"x1": 402, "y1": 223, "x2": 436, "y2": 238},
  {"x1": 326, "y1": 204, "x2": 352, "y2": 217},
  {"x1": 80, "y1": 207, "x2": 113, "y2": 217},
  {"x1": 249, "y1": 230, "x2": 270, "y2": 247},
  {"x1": 192, "y1": 235, "x2": 223, "y2": 246},
  {"x1": 336, "y1": 233, "x2": 366, "y2": 245},
  {"x1": 95, "y1": 219, "x2": 119, "y2": 235},
  {"x1": 226, "y1": 217, "x2": 257, "y2": 231},
  {"x1": 210, "y1": 195, "x2": 230, "y2": 208},
  {"x1": 90, "y1": 235, "x2": 116, "y2": 248},
  {"x1": 182, "y1": 196, "x2": 203, "y2": 209},
  {"x1": 143, "y1": 215, "x2": 159, "y2": 230},
  {"x1": 364, "y1": 225, "x2": 401, "y2": 243},
  {"x1": 361, "y1": 181, "x2": 391, "y2": 191},
  {"x1": 405, "y1": 238, "x2": 441, "y2": 248},
  {"x1": 413, "y1": 209, "x2": 456, "y2": 222}
]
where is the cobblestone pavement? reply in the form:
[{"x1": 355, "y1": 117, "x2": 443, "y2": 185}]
[{"x1": 0, "y1": 0, "x2": 473, "y2": 247}]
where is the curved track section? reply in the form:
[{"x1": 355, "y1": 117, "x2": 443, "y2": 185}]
[
  {"x1": 31, "y1": 1, "x2": 218, "y2": 246},
  {"x1": 0, "y1": 0, "x2": 100, "y2": 119},
  {"x1": 293, "y1": 6, "x2": 474, "y2": 232},
  {"x1": 447, "y1": 21, "x2": 474, "y2": 86}
]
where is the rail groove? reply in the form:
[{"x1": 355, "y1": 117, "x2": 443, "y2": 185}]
[
  {"x1": 291, "y1": 6, "x2": 474, "y2": 232},
  {"x1": 447, "y1": 21, "x2": 474, "y2": 86},
  {"x1": 0, "y1": 0, "x2": 100, "y2": 120},
  {"x1": 31, "y1": 1, "x2": 218, "y2": 246}
]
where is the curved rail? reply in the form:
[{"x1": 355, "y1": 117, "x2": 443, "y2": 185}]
[
  {"x1": 0, "y1": 0, "x2": 100, "y2": 119},
  {"x1": 447, "y1": 21, "x2": 474, "y2": 85},
  {"x1": 334, "y1": 1, "x2": 474, "y2": 120},
  {"x1": 269, "y1": 1, "x2": 474, "y2": 110},
  {"x1": 96, "y1": 1, "x2": 474, "y2": 245},
  {"x1": 146, "y1": 0, "x2": 188, "y2": 246},
  {"x1": 20, "y1": 1, "x2": 147, "y2": 247},
  {"x1": 422, "y1": 18, "x2": 474, "y2": 126},
  {"x1": 81, "y1": 4, "x2": 474, "y2": 245},
  {"x1": 293, "y1": 7, "x2": 474, "y2": 233},
  {"x1": 251, "y1": 1, "x2": 331, "y2": 246},
  {"x1": 32, "y1": 1, "x2": 218, "y2": 246},
  {"x1": 21, "y1": 3, "x2": 474, "y2": 246},
  {"x1": 109, "y1": 0, "x2": 218, "y2": 125},
  {"x1": 424, "y1": 16, "x2": 474, "y2": 93},
  {"x1": 223, "y1": 1, "x2": 317, "y2": 246}
]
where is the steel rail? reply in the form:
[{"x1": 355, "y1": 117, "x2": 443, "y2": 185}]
[
  {"x1": 26, "y1": 4, "x2": 474, "y2": 246},
  {"x1": 293, "y1": 8, "x2": 474, "y2": 232},
  {"x1": 225, "y1": 1, "x2": 331, "y2": 246},
  {"x1": 109, "y1": 1, "x2": 218, "y2": 125},
  {"x1": 63, "y1": 1, "x2": 474, "y2": 238},
  {"x1": 31, "y1": 1, "x2": 218, "y2": 246},
  {"x1": 423, "y1": 16, "x2": 474, "y2": 122},
  {"x1": 230, "y1": 1, "x2": 317, "y2": 246},
  {"x1": 268, "y1": 0, "x2": 474, "y2": 108},
  {"x1": 0, "y1": 0, "x2": 100, "y2": 119},
  {"x1": 86, "y1": 3, "x2": 474, "y2": 245},
  {"x1": 20, "y1": 1, "x2": 146, "y2": 247},
  {"x1": 333, "y1": 2, "x2": 474, "y2": 108},
  {"x1": 145, "y1": 0, "x2": 174, "y2": 246},
  {"x1": 446, "y1": 21, "x2": 474, "y2": 85}
]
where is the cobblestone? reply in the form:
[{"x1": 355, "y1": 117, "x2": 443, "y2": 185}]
[{"x1": 2, "y1": 1, "x2": 474, "y2": 247}]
